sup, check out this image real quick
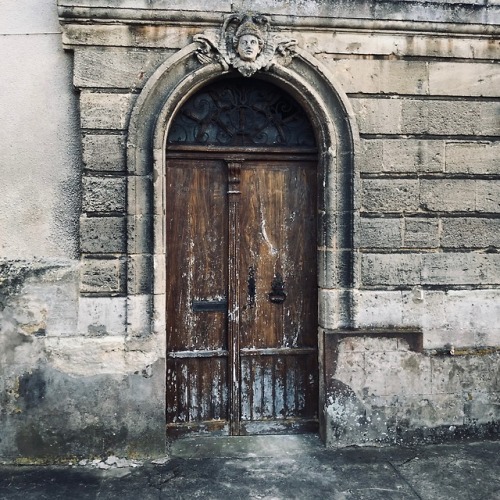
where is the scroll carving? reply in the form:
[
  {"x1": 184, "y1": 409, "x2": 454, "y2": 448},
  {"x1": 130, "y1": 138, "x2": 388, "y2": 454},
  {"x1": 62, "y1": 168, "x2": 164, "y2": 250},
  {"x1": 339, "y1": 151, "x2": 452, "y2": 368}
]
[{"x1": 194, "y1": 13, "x2": 297, "y2": 77}]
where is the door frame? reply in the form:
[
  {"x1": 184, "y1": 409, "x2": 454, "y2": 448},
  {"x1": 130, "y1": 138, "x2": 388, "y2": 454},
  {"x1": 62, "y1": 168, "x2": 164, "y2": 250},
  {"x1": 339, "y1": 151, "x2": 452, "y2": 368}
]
[
  {"x1": 165, "y1": 149, "x2": 320, "y2": 437},
  {"x1": 125, "y1": 43, "x2": 360, "y2": 441}
]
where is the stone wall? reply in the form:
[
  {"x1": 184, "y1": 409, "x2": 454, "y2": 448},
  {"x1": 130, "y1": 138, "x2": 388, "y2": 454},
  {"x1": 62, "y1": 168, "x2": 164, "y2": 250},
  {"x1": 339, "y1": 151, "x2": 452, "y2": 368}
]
[{"x1": 0, "y1": 0, "x2": 498, "y2": 459}]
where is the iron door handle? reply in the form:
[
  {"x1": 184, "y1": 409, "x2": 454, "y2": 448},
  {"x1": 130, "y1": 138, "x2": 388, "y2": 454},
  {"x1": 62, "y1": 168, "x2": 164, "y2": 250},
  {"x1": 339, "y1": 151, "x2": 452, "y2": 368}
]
[{"x1": 268, "y1": 273, "x2": 287, "y2": 304}]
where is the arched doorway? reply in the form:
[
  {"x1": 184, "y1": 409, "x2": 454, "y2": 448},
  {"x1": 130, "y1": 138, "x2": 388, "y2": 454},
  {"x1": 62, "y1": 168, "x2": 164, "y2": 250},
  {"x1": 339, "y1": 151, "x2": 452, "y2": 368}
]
[{"x1": 165, "y1": 78, "x2": 319, "y2": 437}]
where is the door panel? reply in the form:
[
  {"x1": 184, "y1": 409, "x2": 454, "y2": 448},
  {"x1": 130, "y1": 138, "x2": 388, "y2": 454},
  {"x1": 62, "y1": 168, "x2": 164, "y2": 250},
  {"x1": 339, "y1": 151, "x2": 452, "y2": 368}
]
[
  {"x1": 238, "y1": 160, "x2": 318, "y2": 433},
  {"x1": 166, "y1": 155, "x2": 318, "y2": 437},
  {"x1": 166, "y1": 159, "x2": 229, "y2": 435}
]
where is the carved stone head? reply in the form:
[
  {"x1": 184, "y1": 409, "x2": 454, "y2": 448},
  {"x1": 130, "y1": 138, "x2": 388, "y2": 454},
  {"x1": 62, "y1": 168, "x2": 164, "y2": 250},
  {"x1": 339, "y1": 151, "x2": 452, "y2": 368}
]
[
  {"x1": 194, "y1": 12, "x2": 298, "y2": 77},
  {"x1": 233, "y1": 20, "x2": 265, "y2": 62}
]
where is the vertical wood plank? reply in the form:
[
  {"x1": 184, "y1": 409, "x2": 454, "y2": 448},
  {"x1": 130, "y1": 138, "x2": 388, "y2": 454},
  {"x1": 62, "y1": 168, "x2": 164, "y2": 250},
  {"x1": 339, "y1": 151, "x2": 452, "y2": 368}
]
[{"x1": 227, "y1": 161, "x2": 242, "y2": 436}]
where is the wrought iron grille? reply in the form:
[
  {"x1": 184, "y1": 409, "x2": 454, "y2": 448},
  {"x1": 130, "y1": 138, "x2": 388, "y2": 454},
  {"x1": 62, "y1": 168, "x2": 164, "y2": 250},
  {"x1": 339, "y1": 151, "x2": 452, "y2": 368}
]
[{"x1": 167, "y1": 79, "x2": 316, "y2": 148}]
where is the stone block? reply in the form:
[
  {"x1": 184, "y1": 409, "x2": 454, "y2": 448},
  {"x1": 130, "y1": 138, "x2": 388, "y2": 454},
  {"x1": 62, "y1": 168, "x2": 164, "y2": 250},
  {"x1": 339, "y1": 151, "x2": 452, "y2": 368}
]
[
  {"x1": 318, "y1": 249, "x2": 336, "y2": 289},
  {"x1": 361, "y1": 179, "x2": 420, "y2": 213},
  {"x1": 421, "y1": 253, "x2": 500, "y2": 285},
  {"x1": 429, "y1": 62, "x2": 500, "y2": 97},
  {"x1": 351, "y1": 98, "x2": 402, "y2": 135},
  {"x1": 318, "y1": 289, "x2": 354, "y2": 330},
  {"x1": 462, "y1": 356, "x2": 500, "y2": 394},
  {"x1": 445, "y1": 142, "x2": 500, "y2": 175},
  {"x1": 443, "y1": 290, "x2": 500, "y2": 346},
  {"x1": 340, "y1": 335, "x2": 399, "y2": 353},
  {"x1": 127, "y1": 175, "x2": 153, "y2": 216},
  {"x1": 82, "y1": 176, "x2": 126, "y2": 213},
  {"x1": 80, "y1": 216, "x2": 126, "y2": 253},
  {"x1": 82, "y1": 134, "x2": 126, "y2": 172},
  {"x1": 126, "y1": 294, "x2": 153, "y2": 337},
  {"x1": 64, "y1": 24, "x2": 216, "y2": 49},
  {"x1": 334, "y1": 349, "x2": 366, "y2": 393},
  {"x1": 80, "y1": 257, "x2": 125, "y2": 294},
  {"x1": 353, "y1": 98, "x2": 500, "y2": 136},
  {"x1": 403, "y1": 218, "x2": 439, "y2": 248},
  {"x1": 353, "y1": 290, "x2": 404, "y2": 327},
  {"x1": 74, "y1": 47, "x2": 171, "y2": 89},
  {"x1": 152, "y1": 293, "x2": 167, "y2": 337},
  {"x1": 358, "y1": 218, "x2": 402, "y2": 248},
  {"x1": 77, "y1": 296, "x2": 127, "y2": 336},
  {"x1": 357, "y1": 140, "x2": 383, "y2": 173},
  {"x1": 127, "y1": 215, "x2": 153, "y2": 254},
  {"x1": 306, "y1": 32, "x2": 499, "y2": 60},
  {"x1": 318, "y1": 289, "x2": 339, "y2": 330},
  {"x1": 381, "y1": 140, "x2": 444, "y2": 173},
  {"x1": 441, "y1": 218, "x2": 500, "y2": 248},
  {"x1": 61, "y1": 1, "x2": 231, "y2": 15},
  {"x1": 431, "y1": 357, "x2": 464, "y2": 395},
  {"x1": 402, "y1": 100, "x2": 500, "y2": 136},
  {"x1": 127, "y1": 254, "x2": 153, "y2": 295},
  {"x1": 326, "y1": 59, "x2": 428, "y2": 95},
  {"x1": 410, "y1": 393, "x2": 464, "y2": 427},
  {"x1": 13, "y1": 278, "x2": 79, "y2": 338},
  {"x1": 476, "y1": 181, "x2": 500, "y2": 213},
  {"x1": 361, "y1": 253, "x2": 421, "y2": 286},
  {"x1": 364, "y1": 351, "x2": 431, "y2": 396},
  {"x1": 464, "y1": 391, "x2": 500, "y2": 425},
  {"x1": 401, "y1": 290, "x2": 447, "y2": 345},
  {"x1": 80, "y1": 91, "x2": 136, "y2": 130},
  {"x1": 420, "y1": 179, "x2": 476, "y2": 212}
]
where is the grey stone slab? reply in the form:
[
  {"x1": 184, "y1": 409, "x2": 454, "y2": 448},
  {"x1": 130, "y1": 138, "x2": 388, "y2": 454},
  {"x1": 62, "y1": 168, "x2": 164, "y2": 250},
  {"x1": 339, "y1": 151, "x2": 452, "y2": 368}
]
[
  {"x1": 80, "y1": 257, "x2": 125, "y2": 293},
  {"x1": 421, "y1": 253, "x2": 500, "y2": 285},
  {"x1": 403, "y1": 218, "x2": 439, "y2": 248},
  {"x1": 82, "y1": 134, "x2": 126, "y2": 172},
  {"x1": 309, "y1": 32, "x2": 500, "y2": 60},
  {"x1": 325, "y1": 59, "x2": 429, "y2": 95},
  {"x1": 80, "y1": 91, "x2": 136, "y2": 130},
  {"x1": 59, "y1": 0, "x2": 231, "y2": 10},
  {"x1": 74, "y1": 47, "x2": 171, "y2": 89},
  {"x1": 80, "y1": 216, "x2": 126, "y2": 253},
  {"x1": 63, "y1": 24, "x2": 216, "y2": 49},
  {"x1": 361, "y1": 179, "x2": 420, "y2": 213},
  {"x1": 445, "y1": 141, "x2": 500, "y2": 175},
  {"x1": 358, "y1": 218, "x2": 402, "y2": 248},
  {"x1": 441, "y1": 218, "x2": 500, "y2": 248},
  {"x1": 361, "y1": 253, "x2": 422, "y2": 286},
  {"x1": 82, "y1": 177, "x2": 126, "y2": 213},
  {"x1": 358, "y1": 139, "x2": 445, "y2": 174},
  {"x1": 476, "y1": 180, "x2": 500, "y2": 212},
  {"x1": 353, "y1": 98, "x2": 500, "y2": 136},
  {"x1": 420, "y1": 179, "x2": 476, "y2": 212},
  {"x1": 429, "y1": 62, "x2": 500, "y2": 97},
  {"x1": 402, "y1": 100, "x2": 500, "y2": 136}
]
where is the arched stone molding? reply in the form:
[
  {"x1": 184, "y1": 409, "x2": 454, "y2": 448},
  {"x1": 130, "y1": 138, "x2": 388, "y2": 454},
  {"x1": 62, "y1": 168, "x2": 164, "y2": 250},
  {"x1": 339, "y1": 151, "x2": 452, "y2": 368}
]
[{"x1": 126, "y1": 42, "x2": 360, "y2": 340}]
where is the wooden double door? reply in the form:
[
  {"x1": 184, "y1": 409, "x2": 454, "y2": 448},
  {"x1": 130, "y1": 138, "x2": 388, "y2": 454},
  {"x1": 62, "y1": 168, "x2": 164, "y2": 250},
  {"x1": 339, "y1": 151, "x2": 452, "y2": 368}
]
[{"x1": 165, "y1": 150, "x2": 318, "y2": 437}]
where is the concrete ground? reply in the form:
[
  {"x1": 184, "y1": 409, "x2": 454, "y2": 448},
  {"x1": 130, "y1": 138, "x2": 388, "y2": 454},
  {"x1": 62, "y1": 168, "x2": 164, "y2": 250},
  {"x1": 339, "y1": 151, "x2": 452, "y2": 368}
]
[{"x1": 0, "y1": 436, "x2": 499, "y2": 499}]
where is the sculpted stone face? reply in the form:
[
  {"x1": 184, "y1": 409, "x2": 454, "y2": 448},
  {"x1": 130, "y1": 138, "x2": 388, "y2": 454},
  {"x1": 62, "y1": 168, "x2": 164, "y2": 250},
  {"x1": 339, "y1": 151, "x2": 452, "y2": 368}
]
[{"x1": 237, "y1": 34, "x2": 262, "y2": 62}]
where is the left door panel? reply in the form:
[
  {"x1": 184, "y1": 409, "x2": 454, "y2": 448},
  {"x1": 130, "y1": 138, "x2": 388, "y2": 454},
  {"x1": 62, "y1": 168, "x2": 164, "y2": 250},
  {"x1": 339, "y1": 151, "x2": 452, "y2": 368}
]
[{"x1": 166, "y1": 158, "x2": 229, "y2": 437}]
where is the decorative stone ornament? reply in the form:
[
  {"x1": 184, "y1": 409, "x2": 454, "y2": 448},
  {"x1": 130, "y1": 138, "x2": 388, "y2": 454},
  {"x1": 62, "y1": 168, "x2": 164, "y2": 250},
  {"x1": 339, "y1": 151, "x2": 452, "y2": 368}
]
[{"x1": 194, "y1": 13, "x2": 298, "y2": 77}]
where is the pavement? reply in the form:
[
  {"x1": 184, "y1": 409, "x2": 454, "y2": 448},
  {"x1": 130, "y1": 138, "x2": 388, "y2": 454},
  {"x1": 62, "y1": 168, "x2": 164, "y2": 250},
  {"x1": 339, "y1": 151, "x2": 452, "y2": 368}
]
[{"x1": 0, "y1": 435, "x2": 499, "y2": 499}]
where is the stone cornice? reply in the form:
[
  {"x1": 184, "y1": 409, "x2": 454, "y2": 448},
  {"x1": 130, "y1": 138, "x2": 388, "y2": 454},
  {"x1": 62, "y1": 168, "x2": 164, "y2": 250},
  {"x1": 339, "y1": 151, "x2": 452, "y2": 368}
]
[{"x1": 58, "y1": 4, "x2": 500, "y2": 36}]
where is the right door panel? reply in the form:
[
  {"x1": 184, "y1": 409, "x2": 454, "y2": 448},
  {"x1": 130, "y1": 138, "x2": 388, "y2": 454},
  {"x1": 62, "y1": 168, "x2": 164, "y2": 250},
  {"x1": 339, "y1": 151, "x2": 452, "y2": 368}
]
[{"x1": 238, "y1": 159, "x2": 318, "y2": 434}]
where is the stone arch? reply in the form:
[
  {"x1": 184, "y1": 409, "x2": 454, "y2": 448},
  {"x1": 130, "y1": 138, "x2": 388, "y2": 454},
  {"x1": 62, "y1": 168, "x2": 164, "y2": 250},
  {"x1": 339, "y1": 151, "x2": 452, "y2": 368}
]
[{"x1": 126, "y1": 42, "x2": 359, "y2": 341}]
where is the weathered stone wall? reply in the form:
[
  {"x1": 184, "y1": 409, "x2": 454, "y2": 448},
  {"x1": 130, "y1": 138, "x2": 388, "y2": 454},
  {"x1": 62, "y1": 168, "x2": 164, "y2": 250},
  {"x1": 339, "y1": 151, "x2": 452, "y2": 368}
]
[
  {"x1": 0, "y1": 1, "x2": 165, "y2": 462},
  {"x1": 0, "y1": 0, "x2": 499, "y2": 459}
]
